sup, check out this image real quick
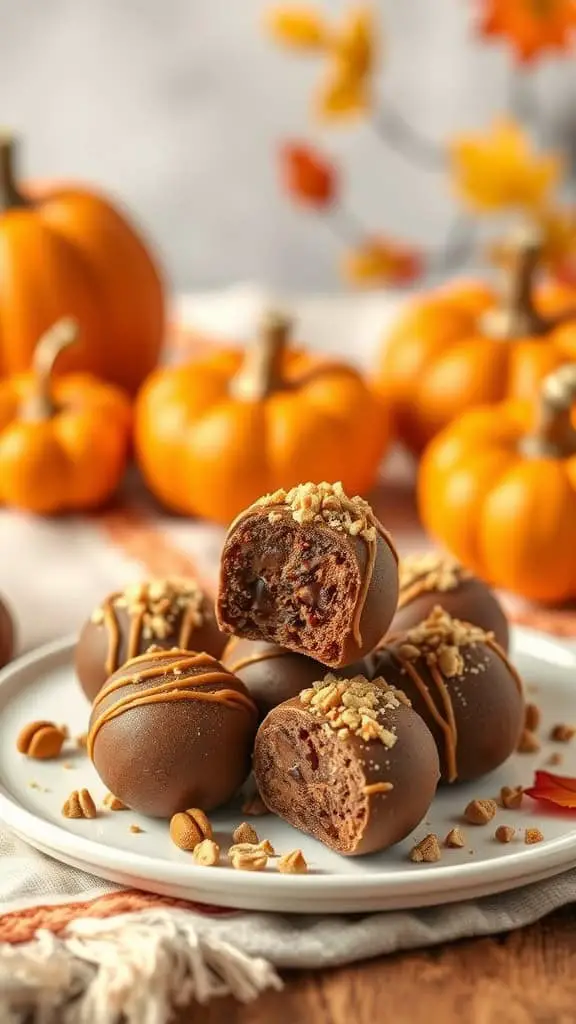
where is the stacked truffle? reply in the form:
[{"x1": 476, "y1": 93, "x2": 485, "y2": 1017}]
[{"x1": 75, "y1": 482, "x2": 525, "y2": 860}]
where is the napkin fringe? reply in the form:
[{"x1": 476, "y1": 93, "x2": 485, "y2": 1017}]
[{"x1": 0, "y1": 906, "x2": 282, "y2": 1023}]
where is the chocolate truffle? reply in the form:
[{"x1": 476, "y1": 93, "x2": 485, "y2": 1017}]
[
  {"x1": 370, "y1": 607, "x2": 524, "y2": 784},
  {"x1": 216, "y1": 481, "x2": 399, "y2": 668},
  {"x1": 88, "y1": 648, "x2": 258, "y2": 816},
  {"x1": 0, "y1": 594, "x2": 14, "y2": 669},
  {"x1": 76, "y1": 577, "x2": 226, "y2": 702},
  {"x1": 393, "y1": 552, "x2": 509, "y2": 652},
  {"x1": 222, "y1": 636, "x2": 369, "y2": 720},
  {"x1": 253, "y1": 673, "x2": 439, "y2": 856}
]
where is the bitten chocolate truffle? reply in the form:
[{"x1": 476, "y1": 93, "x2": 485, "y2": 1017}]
[
  {"x1": 370, "y1": 607, "x2": 524, "y2": 784},
  {"x1": 217, "y1": 482, "x2": 399, "y2": 668},
  {"x1": 0, "y1": 594, "x2": 14, "y2": 669},
  {"x1": 393, "y1": 552, "x2": 509, "y2": 651},
  {"x1": 222, "y1": 636, "x2": 368, "y2": 720},
  {"x1": 76, "y1": 577, "x2": 226, "y2": 702},
  {"x1": 253, "y1": 674, "x2": 439, "y2": 856},
  {"x1": 88, "y1": 648, "x2": 258, "y2": 816}
]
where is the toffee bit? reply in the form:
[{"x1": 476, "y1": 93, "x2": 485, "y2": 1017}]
[
  {"x1": 17, "y1": 721, "x2": 66, "y2": 760},
  {"x1": 278, "y1": 849, "x2": 308, "y2": 874},
  {"x1": 524, "y1": 703, "x2": 541, "y2": 732},
  {"x1": 62, "y1": 788, "x2": 97, "y2": 820},
  {"x1": 410, "y1": 834, "x2": 441, "y2": 863},
  {"x1": 395, "y1": 606, "x2": 491, "y2": 679},
  {"x1": 546, "y1": 752, "x2": 563, "y2": 767},
  {"x1": 525, "y1": 828, "x2": 544, "y2": 845},
  {"x1": 464, "y1": 799, "x2": 497, "y2": 825},
  {"x1": 103, "y1": 792, "x2": 127, "y2": 811},
  {"x1": 500, "y1": 785, "x2": 523, "y2": 810},
  {"x1": 516, "y1": 729, "x2": 541, "y2": 754},
  {"x1": 129, "y1": 824, "x2": 144, "y2": 834},
  {"x1": 445, "y1": 827, "x2": 466, "y2": 849},
  {"x1": 550, "y1": 724, "x2": 575, "y2": 743},
  {"x1": 495, "y1": 825, "x2": 515, "y2": 844},
  {"x1": 300, "y1": 674, "x2": 401, "y2": 749}
]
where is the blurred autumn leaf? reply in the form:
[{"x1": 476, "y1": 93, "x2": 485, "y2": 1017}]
[
  {"x1": 342, "y1": 235, "x2": 423, "y2": 286},
  {"x1": 280, "y1": 142, "x2": 338, "y2": 207},
  {"x1": 478, "y1": 0, "x2": 576, "y2": 64},
  {"x1": 449, "y1": 118, "x2": 562, "y2": 212},
  {"x1": 266, "y1": 6, "x2": 328, "y2": 49}
]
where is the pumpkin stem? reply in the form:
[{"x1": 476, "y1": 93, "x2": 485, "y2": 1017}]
[
  {"x1": 21, "y1": 317, "x2": 79, "y2": 421},
  {"x1": 0, "y1": 135, "x2": 29, "y2": 212},
  {"x1": 482, "y1": 226, "x2": 546, "y2": 340},
  {"x1": 230, "y1": 310, "x2": 291, "y2": 400},
  {"x1": 522, "y1": 364, "x2": 576, "y2": 458}
]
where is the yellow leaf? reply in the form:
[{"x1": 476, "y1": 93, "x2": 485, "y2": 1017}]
[
  {"x1": 333, "y1": 5, "x2": 378, "y2": 80},
  {"x1": 266, "y1": 6, "x2": 328, "y2": 49},
  {"x1": 342, "y1": 236, "x2": 422, "y2": 286},
  {"x1": 449, "y1": 118, "x2": 562, "y2": 213},
  {"x1": 316, "y1": 60, "x2": 370, "y2": 121}
]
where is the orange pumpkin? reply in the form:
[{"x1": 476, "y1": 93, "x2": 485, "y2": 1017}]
[
  {"x1": 135, "y1": 312, "x2": 392, "y2": 525},
  {"x1": 375, "y1": 233, "x2": 576, "y2": 456},
  {"x1": 0, "y1": 318, "x2": 132, "y2": 513},
  {"x1": 0, "y1": 136, "x2": 164, "y2": 393},
  {"x1": 418, "y1": 363, "x2": 576, "y2": 603}
]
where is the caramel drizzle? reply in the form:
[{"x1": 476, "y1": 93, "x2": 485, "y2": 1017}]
[
  {"x1": 398, "y1": 569, "x2": 460, "y2": 610},
  {"x1": 223, "y1": 637, "x2": 289, "y2": 674},
  {"x1": 88, "y1": 651, "x2": 257, "y2": 760},
  {"x1": 99, "y1": 593, "x2": 203, "y2": 677},
  {"x1": 389, "y1": 635, "x2": 522, "y2": 784}
]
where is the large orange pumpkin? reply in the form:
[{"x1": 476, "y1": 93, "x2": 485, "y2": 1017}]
[
  {"x1": 135, "y1": 312, "x2": 392, "y2": 525},
  {"x1": 0, "y1": 318, "x2": 132, "y2": 513},
  {"x1": 0, "y1": 136, "x2": 164, "y2": 393},
  {"x1": 418, "y1": 363, "x2": 576, "y2": 604},
  {"x1": 375, "y1": 233, "x2": 576, "y2": 456}
]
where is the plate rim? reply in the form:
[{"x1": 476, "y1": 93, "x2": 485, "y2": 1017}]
[{"x1": 1, "y1": 629, "x2": 576, "y2": 907}]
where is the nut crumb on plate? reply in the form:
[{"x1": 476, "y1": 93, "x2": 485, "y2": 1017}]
[
  {"x1": 62, "y1": 788, "x2": 97, "y2": 820},
  {"x1": 500, "y1": 785, "x2": 523, "y2": 810},
  {"x1": 464, "y1": 799, "x2": 497, "y2": 825},
  {"x1": 444, "y1": 827, "x2": 466, "y2": 848},
  {"x1": 524, "y1": 703, "x2": 541, "y2": 732},
  {"x1": 232, "y1": 822, "x2": 259, "y2": 845},
  {"x1": 550, "y1": 724, "x2": 575, "y2": 743},
  {"x1": 525, "y1": 828, "x2": 544, "y2": 845},
  {"x1": 410, "y1": 834, "x2": 441, "y2": 863},
  {"x1": 278, "y1": 850, "x2": 308, "y2": 874},
  {"x1": 193, "y1": 839, "x2": 220, "y2": 866},
  {"x1": 517, "y1": 729, "x2": 540, "y2": 754},
  {"x1": 495, "y1": 825, "x2": 515, "y2": 844}
]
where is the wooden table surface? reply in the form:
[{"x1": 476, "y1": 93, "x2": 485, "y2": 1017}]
[{"x1": 181, "y1": 907, "x2": 576, "y2": 1023}]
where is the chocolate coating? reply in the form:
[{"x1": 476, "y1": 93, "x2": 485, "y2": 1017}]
[
  {"x1": 0, "y1": 594, "x2": 14, "y2": 669},
  {"x1": 88, "y1": 648, "x2": 258, "y2": 816},
  {"x1": 393, "y1": 552, "x2": 509, "y2": 651},
  {"x1": 76, "y1": 578, "x2": 226, "y2": 702},
  {"x1": 222, "y1": 636, "x2": 368, "y2": 720},
  {"x1": 217, "y1": 483, "x2": 399, "y2": 667},
  {"x1": 371, "y1": 610, "x2": 524, "y2": 784},
  {"x1": 253, "y1": 677, "x2": 439, "y2": 856}
]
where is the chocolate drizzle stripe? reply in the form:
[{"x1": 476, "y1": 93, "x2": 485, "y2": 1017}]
[{"x1": 394, "y1": 654, "x2": 458, "y2": 782}]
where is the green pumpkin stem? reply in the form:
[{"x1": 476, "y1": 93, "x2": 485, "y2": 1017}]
[
  {"x1": 21, "y1": 318, "x2": 79, "y2": 421},
  {"x1": 231, "y1": 311, "x2": 290, "y2": 400},
  {"x1": 522, "y1": 364, "x2": 576, "y2": 458},
  {"x1": 0, "y1": 136, "x2": 29, "y2": 212}
]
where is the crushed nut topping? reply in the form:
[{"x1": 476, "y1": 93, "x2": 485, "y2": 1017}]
[
  {"x1": 495, "y1": 825, "x2": 515, "y2": 844},
  {"x1": 233, "y1": 822, "x2": 259, "y2": 845},
  {"x1": 445, "y1": 827, "x2": 466, "y2": 848},
  {"x1": 464, "y1": 799, "x2": 497, "y2": 825},
  {"x1": 255, "y1": 481, "x2": 386, "y2": 545},
  {"x1": 170, "y1": 808, "x2": 213, "y2": 851},
  {"x1": 394, "y1": 606, "x2": 491, "y2": 679},
  {"x1": 399, "y1": 552, "x2": 468, "y2": 595},
  {"x1": 91, "y1": 577, "x2": 205, "y2": 642},
  {"x1": 524, "y1": 703, "x2": 541, "y2": 732},
  {"x1": 300, "y1": 674, "x2": 401, "y2": 748},
  {"x1": 500, "y1": 785, "x2": 523, "y2": 810},
  {"x1": 230, "y1": 847, "x2": 268, "y2": 872},
  {"x1": 62, "y1": 788, "x2": 97, "y2": 820},
  {"x1": 193, "y1": 839, "x2": 220, "y2": 866},
  {"x1": 410, "y1": 834, "x2": 441, "y2": 863},
  {"x1": 278, "y1": 850, "x2": 308, "y2": 874},
  {"x1": 517, "y1": 729, "x2": 541, "y2": 754},
  {"x1": 525, "y1": 828, "x2": 544, "y2": 845},
  {"x1": 228, "y1": 840, "x2": 275, "y2": 858},
  {"x1": 550, "y1": 724, "x2": 575, "y2": 743},
  {"x1": 103, "y1": 792, "x2": 127, "y2": 811}
]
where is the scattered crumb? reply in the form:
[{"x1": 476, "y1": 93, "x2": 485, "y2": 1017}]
[
  {"x1": 278, "y1": 850, "x2": 308, "y2": 874},
  {"x1": 517, "y1": 729, "x2": 540, "y2": 754},
  {"x1": 546, "y1": 752, "x2": 563, "y2": 767},
  {"x1": 129, "y1": 824, "x2": 144, "y2": 834},
  {"x1": 410, "y1": 834, "x2": 441, "y2": 863},
  {"x1": 62, "y1": 762, "x2": 75, "y2": 770},
  {"x1": 193, "y1": 839, "x2": 220, "y2": 866},
  {"x1": 75, "y1": 733, "x2": 88, "y2": 751},
  {"x1": 464, "y1": 799, "x2": 497, "y2": 825},
  {"x1": 495, "y1": 825, "x2": 515, "y2": 844},
  {"x1": 500, "y1": 785, "x2": 523, "y2": 810},
  {"x1": 445, "y1": 827, "x2": 466, "y2": 849},
  {"x1": 232, "y1": 822, "x2": 259, "y2": 845},
  {"x1": 230, "y1": 847, "x2": 268, "y2": 871},
  {"x1": 525, "y1": 828, "x2": 544, "y2": 845},
  {"x1": 17, "y1": 721, "x2": 66, "y2": 760},
  {"x1": 62, "y1": 788, "x2": 97, "y2": 820},
  {"x1": 524, "y1": 703, "x2": 541, "y2": 733},
  {"x1": 550, "y1": 724, "x2": 575, "y2": 743},
  {"x1": 103, "y1": 792, "x2": 127, "y2": 811}
]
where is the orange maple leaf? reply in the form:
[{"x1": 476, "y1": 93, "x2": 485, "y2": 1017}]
[
  {"x1": 280, "y1": 142, "x2": 338, "y2": 207},
  {"x1": 449, "y1": 118, "x2": 561, "y2": 213},
  {"x1": 524, "y1": 769, "x2": 576, "y2": 809},
  {"x1": 342, "y1": 235, "x2": 423, "y2": 286},
  {"x1": 538, "y1": 206, "x2": 576, "y2": 284},
  {"x1": 479, "y1": 0, "x2": 576, "y2": 63}
]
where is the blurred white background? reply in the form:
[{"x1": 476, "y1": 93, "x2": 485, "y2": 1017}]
[{"x1": 1, "y1": 0, "x2": 574, "y2": 290}]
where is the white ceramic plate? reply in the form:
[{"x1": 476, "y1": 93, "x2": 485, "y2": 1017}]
[{"x1": 1, "y1": 631, "x2": 576, "y2": 914}]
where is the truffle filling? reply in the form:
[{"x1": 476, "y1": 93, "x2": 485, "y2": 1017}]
[
  {"x1": 220, "y1": 518, "x2": 360, "y2": 664},
  {"x1": 255, "y1": 708, "x2": 369, "y2": 854}
]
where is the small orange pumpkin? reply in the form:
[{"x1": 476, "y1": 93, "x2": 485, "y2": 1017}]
[
  {"x1": 0, "y1": 136, "x2": 164, "y2": 393},
  {"x1": 418, "y1": 363, "x2": 576, "y2": 604},
  {"x1": 135, "y1": 312, "x2": 391, "y2": 525},
  {"x1": 0, "y1": 318, "x2": 132, "y2": 513},
  {"x1": 375, "y1": 232, "x2": 576, "y2": 456}
]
